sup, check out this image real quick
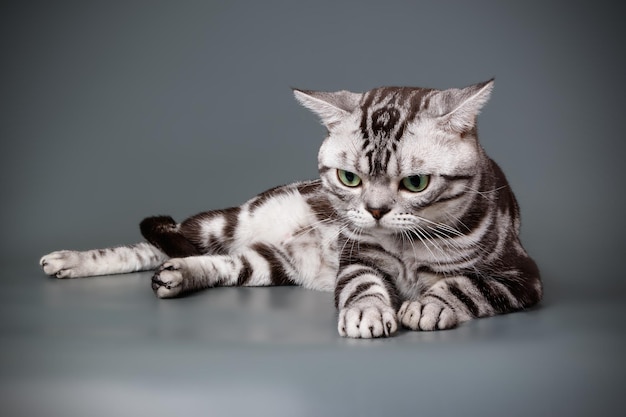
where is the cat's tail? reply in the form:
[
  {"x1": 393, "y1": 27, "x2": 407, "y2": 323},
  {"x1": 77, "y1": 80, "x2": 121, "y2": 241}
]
[{"x1": 140, "y1": 216, "x2": 202, "y2": 258}]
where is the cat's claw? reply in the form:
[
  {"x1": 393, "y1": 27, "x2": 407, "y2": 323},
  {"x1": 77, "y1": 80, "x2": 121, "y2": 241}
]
[
  {"x1": 40, "y1": 250, "x2": 82, "y2": 278},
  {"x1": 398, "y1": 299, "x2": 458, "y2": 331},
  {"x1": 152, "y1": 259, "x2": 185, "y2": 298},
  {"x1": 338, "y1": 303, "x2": 397, "y2": 338}
]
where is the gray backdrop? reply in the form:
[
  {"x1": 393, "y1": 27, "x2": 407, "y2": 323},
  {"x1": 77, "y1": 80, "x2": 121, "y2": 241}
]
[{"x1": 1, "y1": 1, "x2": 625, "y2": 416}]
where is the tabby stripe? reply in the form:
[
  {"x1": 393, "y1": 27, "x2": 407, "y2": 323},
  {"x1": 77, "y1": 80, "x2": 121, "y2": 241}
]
[
  {"x1": 416, "y1": 265, "x2": 438, "y2": 275},
  {"x1": 441, "y1": 174, "x2": 474, "y2": 181},
  {"x1": 335, "y1": 267, "x2": 380, "y2": 307},
  {"x1": 338, "y1": 273, "x2": 395, "y2": 309},
  {"x1": 180, "y1": 211, "x2": 224, "y2": 254},
  {"x1": 133, "y1": 249, "x2": 147, "y2": 265},
  {"x1": 377, "y1": 270, "x2": 402, "y2": 310},
  {"x1": 236, "y1": 256, "x2": 253, "y2": 286},
  {"x1": 341, "y1": 242, "x2": 398, "y2": 265},
  {"x1": 318, "y1": 165, "x2": 332, "y2": 176},
  {"x1": 436, "y1": 192, "x2": 465, "y2": 204},
  {"x1": 325, "y1": 181, "x2": 352, "y2": 202},
  {"x1": 307, "y1": 195, "x2": 338, "y2": 222},
  {"x1": 251, "y1": 243, "x2": 294, "y2": 285},
  {"x1": 296, "y1": 180, "x2": 321, "y2": 195},
  {"x1": 359, "y1": 90, "x2": 376, "y2": 139},
  {"x1": 455, "y1": 194, "x2": 491, "y2": 234},
  {"x1": 338, "y1": 243, "x2": 403, "y2": 308},
  {"x1": 423, "y1": 293, "x2": 455, "y2": 311},
  {"x1": 222, "y1": 207, "x2": 240, "y2": 249},
  {"x1": 248, "y1": 184, "x2": 291, "y2": 212},
  {"x1": 343, "y1": 281, "x2": 377, "y2": 307},
  {"x1": 383, "y1": 149, "x2": 392, "y2": 172},
  {"x1": 447, "y1": 282, "x2": 479, "y2": 317},
  {"x1": 371, "y1": 106, "x2": 400, "y2": 139},
  {"x1": 342, "y1": 254, "x2": 379, "y2": 270},
  {"x1": 489, "y1": 159, "x2": 518, "y2": 215},
  {"x1": 495, "y1": 253, "x2": 541, "y2": 307},
  {"x1": 470, "y1": 274, "x2": 513, "y2": 314},
  {"x1": 336, "y1": 267, "x2": 379, "y2": 290},
  {"x1": 350, "y1": 292, "x2": 388, "y2": 306},
  {"x1": 394, "y1": 88, "x2": 431, "y2": 141},
  {"x1": 465, "y1": 171, "x2": 493, "y2": 227},
  {"x1": 365, "y1": 149, "x2": 375, "y2": 175}
]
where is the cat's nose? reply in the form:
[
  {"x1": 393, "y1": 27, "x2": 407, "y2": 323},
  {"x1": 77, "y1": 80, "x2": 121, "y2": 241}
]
[{"x1": 366, "y1": 206, "x2": 391, "y2": 220}]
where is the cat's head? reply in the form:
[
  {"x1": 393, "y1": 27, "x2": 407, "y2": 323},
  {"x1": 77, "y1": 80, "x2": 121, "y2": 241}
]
[{"x1": 294, "y1": 80, "x2": 494, "y2": 236}]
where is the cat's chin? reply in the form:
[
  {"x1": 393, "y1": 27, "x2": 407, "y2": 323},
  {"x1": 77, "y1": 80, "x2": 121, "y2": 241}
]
[{"x1": 360, "y1": 225, "x2": 398, "y2": 237}]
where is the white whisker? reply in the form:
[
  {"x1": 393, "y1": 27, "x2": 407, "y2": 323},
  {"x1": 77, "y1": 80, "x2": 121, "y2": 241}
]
[
  {"x1": 462, "y1": 184, "x2": 507, "y2": 197},
  {"x1": 410, "y1": 226, "x2": 444, "y2": 270}
]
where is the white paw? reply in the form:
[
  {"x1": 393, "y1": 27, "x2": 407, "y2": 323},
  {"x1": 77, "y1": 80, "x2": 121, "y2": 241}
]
[
  {"x1": 398, "y1": 299, "x2": 458, "y2": 331},
  {"x1": 40, "y1": 250, "x2": 82, "y2": 278},
  {"x1": 338, "y1": 302, "x2": 398, "y2": 338},
  {"x1": 151, "y1": 259, "x2": 186, "y2": 298}
]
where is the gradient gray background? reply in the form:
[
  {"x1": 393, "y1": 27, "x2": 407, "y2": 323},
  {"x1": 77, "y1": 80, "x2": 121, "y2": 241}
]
[{"x1": 1, "y1": 1, "x2": 624, "y2": 416}]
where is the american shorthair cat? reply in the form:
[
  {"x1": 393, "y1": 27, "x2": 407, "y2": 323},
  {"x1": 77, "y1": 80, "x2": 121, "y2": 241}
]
[{"x1": 41, "y1": 79, "x2": 542, "y2": 338}]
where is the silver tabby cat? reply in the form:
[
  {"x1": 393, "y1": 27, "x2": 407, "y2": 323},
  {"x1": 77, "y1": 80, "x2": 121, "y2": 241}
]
[{"x1": 40, "y1": 79, "x2": 542, "y2": 338}]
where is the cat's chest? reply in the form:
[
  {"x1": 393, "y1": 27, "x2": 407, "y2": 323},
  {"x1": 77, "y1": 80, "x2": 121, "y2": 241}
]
[
  {"x1": 391, "y1": 238, "x2": 446, "y2": 266},
  {"x1": 392, "y1": 244, "x2": 451, "y2": 298}
]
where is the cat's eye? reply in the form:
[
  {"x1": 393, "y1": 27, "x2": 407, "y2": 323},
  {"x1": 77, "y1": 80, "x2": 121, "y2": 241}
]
[
  {"x1": 337, "y1": 170, "x2": 362, "y2": 187},
  {"x1": 401, "y1": 174, "x2": 430, "y2": 192}
]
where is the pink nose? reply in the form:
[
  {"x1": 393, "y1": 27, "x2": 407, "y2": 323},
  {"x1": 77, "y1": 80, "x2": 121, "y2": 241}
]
[{"x1": 366, "y1": 206, "x2": 390, "y2": 220}]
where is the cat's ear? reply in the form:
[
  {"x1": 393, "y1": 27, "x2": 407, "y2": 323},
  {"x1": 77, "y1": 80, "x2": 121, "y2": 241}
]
[
  {"x1": 429, "y1": 79, "x2": 494, "y2": 134},
  {"x1": 293, "y1": 89, "x2": 362, "y2": 130}
]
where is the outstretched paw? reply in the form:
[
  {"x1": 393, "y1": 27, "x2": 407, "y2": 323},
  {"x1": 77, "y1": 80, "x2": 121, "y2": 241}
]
[
  {"x1": 152, "y1": 259, "x2": 186, "y2": 298},
  {"x1": 40, "y1": 250, "x2": 82, "y2": 278},
  {"x1": 398, "y1": 299, "x2": 458, "y2": 331},
  {"x1": 338, "y1": 303, "x2": 397, "y2": 338}
]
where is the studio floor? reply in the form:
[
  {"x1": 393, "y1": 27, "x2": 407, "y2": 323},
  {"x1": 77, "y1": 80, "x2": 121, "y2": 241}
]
[{"x1": 0, "y1": 262, "x2": 623, "y2": 417}]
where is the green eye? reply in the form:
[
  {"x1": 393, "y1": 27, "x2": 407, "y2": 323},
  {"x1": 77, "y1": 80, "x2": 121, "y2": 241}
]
[
  {"x1": 337, "y1": 170, "x2": 362, "y2": 187},
  {"x1": 401, "y1": 174, "x2": 430, "y2": 192}
]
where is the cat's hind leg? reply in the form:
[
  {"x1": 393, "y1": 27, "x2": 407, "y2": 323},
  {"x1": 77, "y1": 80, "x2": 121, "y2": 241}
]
[
  {"x1": 40, "y1": 242, "x2": 168, "y2": 278},
  {"x1": 139, "y1": 215, "x2": 202, "y2": 258}
]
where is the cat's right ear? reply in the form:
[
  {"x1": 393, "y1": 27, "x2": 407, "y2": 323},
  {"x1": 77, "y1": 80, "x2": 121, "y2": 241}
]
[{"x1": 292, "y1": 89, "x2": 361, "y2": 130}]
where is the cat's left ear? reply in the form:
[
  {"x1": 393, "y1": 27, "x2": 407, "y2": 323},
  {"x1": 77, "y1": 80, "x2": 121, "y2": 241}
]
[
  {"x1": 293, "y1": 89, "x2": 362, "y2": 130},
  {"x1": 430, "y1": 79, "x2": 494, "y2": 134}
]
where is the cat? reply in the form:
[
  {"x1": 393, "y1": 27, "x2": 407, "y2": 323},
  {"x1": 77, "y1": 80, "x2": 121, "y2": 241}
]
[{"x1": 40, "y1": 79, "x2": 542, "y2": 338}]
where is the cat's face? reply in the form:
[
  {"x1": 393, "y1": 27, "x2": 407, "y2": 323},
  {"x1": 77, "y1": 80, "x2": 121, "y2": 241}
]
[{"x1": 294, "y1": 81, "x2": 494, "y2": 237}]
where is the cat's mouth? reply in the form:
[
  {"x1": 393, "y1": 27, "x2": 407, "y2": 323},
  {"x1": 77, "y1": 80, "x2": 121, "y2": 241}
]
[{"x1": 352, "y1": 220, "x2": 398, "y2": 236}]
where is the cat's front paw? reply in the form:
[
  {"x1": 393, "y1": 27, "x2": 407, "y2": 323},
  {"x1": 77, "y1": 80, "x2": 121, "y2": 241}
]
[
  {"x1": 152, "y1": 259, "x2": 186, "y2": 298},
  {"x1": 338, "y1": 302, "x2": 397, "y2": 338},
  {"x1": 398, "y1": 299, "x2": 458, "y2": 331},
  {"x1": 40, "y1": 250, "x2": 82, "y2": 278}
]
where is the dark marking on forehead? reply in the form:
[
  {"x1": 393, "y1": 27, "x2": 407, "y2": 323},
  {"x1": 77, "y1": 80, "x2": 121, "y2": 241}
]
[
  {"x1": 339, "y1": 150, "x2": 348, "y2": 164},
  {"x1": 383, "y1": 149, "x2": 392, "y2": 172},
  {"x1": 359, "y1": 87, "x2": 434, "y2": 142},
  {"x1": 356, "y1": 86, "x2": 436, "y2": 176},
  {"x1": 371, "y1": 106, "x2": 400, "y2": 138},
  {"x1": 395, "y1": 88, "x2": 434, "y2": 141},
  {"x1": 359, "y1": 91, "x2": 376, "y2": 140}
]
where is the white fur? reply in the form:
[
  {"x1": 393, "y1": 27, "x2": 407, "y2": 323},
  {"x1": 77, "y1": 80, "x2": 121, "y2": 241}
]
[{"x1": 238, "y1": 191, "x2": 315, "y2": 248}]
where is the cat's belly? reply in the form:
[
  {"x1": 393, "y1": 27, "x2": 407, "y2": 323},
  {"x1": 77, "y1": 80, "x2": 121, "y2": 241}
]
[
  {"x1": 234, "y1": 187, "x2": 339, "y2": 291},
  {"x1": 281, "y1": 225, "x2": 339, "y2": 292},
  {"x1": 235, "y1": 191, "x2": 314, "y2": 246}
]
